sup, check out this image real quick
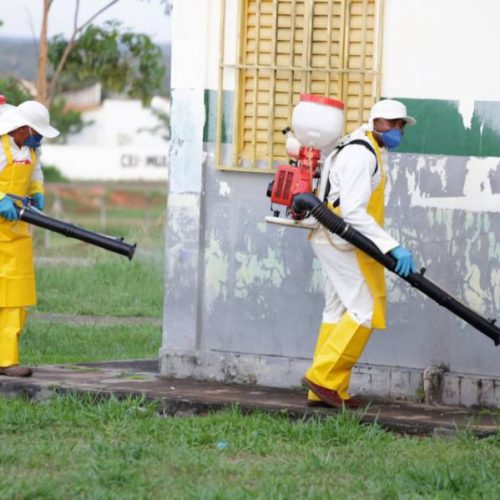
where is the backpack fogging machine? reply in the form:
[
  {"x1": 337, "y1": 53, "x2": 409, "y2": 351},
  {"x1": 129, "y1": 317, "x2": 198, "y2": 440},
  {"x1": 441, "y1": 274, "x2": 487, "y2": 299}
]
[
  {"x1": 266, "y1": 94, "x2": 344, "y2": 227},
  {"x1": 265, "y1": 94, "x2": 500, "y2": 345},
  {"x1": 13, "y1": 197, "x2": 136, "y2": 260}
]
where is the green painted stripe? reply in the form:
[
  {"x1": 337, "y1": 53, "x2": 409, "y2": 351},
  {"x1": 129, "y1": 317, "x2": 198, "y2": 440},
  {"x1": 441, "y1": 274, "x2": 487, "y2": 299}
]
[
  {"x1": 391, "y1": 98, "x2": 500, "y2": 157},
  {"x1": 204, "y1": 89, "x2": 233, "y2": 144},
  {"x1": 204, "y1": 90, "x2": 500, "y2": 157}
]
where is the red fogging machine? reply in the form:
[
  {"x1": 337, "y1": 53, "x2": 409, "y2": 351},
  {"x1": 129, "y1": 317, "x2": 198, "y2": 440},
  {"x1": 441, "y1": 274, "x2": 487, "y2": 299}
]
[{"x1": 266, "y1": 94, "x2": 345, "y2": 227}]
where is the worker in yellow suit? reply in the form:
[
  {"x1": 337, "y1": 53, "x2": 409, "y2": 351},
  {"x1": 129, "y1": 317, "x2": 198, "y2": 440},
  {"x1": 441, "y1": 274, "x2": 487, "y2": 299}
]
[
  {"x1": 303, "y1": 99, "x2": 417, "y2": 408},
  {"x1": 0, "y1": 100, "x2": 59, "y2": 377}
]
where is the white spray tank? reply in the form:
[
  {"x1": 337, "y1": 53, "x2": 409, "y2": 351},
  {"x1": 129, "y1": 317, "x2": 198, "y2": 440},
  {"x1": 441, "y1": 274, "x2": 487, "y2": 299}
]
[
  {"x1": 266, "y1": 94, "x2": 345, "y2": 227},
  {"x1": 291, "y1": 94, "x2": 345, "y2": 152}
]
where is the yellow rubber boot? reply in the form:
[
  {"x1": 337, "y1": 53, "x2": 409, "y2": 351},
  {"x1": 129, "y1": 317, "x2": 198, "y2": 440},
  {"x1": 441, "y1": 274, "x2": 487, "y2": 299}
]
[
  {"x1": 307, "y1": 323, "x2": 336, "y2": 402},
  {"x1": 306, "y1": 313, "x2": 372, "y2": 400},
  {"x1": 0, "y1": 308, "x2": 28, "y2": 367}
]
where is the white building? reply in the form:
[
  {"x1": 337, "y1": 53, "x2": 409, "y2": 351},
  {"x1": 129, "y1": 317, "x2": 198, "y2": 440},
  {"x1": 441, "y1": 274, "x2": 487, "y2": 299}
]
[{"x1": 42, "y1": 97, "x2": 170, "y2": 181}]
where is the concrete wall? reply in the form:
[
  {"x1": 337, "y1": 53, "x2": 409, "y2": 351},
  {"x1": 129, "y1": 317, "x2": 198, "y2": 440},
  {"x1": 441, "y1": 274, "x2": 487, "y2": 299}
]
[
  {"x1": 41, "y1": 145, "x2": 168, "y2": 181},
  {"x1": 161, "y1": 0, "x2": 500, "y2": 407}
]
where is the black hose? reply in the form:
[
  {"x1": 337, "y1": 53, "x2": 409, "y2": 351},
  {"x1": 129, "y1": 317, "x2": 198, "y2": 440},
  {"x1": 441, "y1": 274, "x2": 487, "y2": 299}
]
[
  {"x1": 16, "y1": 205, "x2": 136, "y2": 260},
  {"x1": 293, "y1": 193, "x2": 500, "y2": 346}
]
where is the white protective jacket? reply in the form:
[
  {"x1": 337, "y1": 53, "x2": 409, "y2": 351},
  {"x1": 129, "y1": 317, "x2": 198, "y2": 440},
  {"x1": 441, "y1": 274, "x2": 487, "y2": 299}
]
[{"x1": 310, "y1": 127, "x2": 399, "y2": 254}]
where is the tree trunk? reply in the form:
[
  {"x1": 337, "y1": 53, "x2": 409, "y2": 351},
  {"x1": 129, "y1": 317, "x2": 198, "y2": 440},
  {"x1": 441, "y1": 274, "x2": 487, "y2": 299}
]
[{"x1": 37, "y1": 0, "x2": 52, "y2": 106}]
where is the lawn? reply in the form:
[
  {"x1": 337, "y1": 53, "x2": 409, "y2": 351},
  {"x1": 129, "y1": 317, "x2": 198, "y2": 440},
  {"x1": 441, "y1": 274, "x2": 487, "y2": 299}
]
[
  {"x1": 35, "y1": 258, "x2": 164, "y2": 318},
  {"x1": 23, "y1": 181, "x2": 165, "y2": 365},
  {"x1": 0, "y1": 397, "x2": 499, "y2": 499},
  {"x1": 21, "y1": 320, "x2": 161, "y2": 365}
]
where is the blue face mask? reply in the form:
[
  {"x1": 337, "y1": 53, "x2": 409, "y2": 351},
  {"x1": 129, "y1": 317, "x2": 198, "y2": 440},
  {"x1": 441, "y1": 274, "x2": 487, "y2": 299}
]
[
  {"x1": 24, "y1": 133, "x2": 43, "y2": 149},
  {"x1": 379, "y1": 128, "x2": 403, "y2": 149}
]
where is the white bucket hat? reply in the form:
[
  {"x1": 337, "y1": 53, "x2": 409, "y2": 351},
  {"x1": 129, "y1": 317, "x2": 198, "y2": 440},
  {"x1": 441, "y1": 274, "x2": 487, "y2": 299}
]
[
  {"x1": 369, "y1": 99, "x2": 416, "y2": 126},
  {"x1": 0, "y1": 100, "x2": 60, "y2": 138}
]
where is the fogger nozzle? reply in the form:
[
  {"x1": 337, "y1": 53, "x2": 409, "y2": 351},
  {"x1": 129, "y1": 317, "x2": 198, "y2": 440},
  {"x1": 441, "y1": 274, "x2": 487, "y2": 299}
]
[
  {"x1": 292, "y1": 193, "x2": 500, "y2": 346},
  {"x1": 16, "y1": 205, "x2": 136, "y2": 260}
]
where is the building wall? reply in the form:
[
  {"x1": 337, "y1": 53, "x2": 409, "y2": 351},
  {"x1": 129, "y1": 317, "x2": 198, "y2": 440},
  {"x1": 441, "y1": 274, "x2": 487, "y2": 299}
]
[
  {"x1": 42, "y1": 98, "x2": 170, "y2": 181},
  {"x1": 162, "y1": 0, "x2": 500, "y2": 407},
  {"x1": 41, "y1": 145, "x2": 168, "y2": 181}
]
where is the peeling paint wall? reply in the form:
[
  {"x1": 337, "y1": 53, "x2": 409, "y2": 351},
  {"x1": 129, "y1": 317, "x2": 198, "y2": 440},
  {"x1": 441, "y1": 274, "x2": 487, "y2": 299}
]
[
  {"x1": 366, "y1": 153, "x2": 500, "y2": 376},
  {"x1": 188, "y1": 148, "x2": 500, "y2": 376},
  {"x1": 163, "y1": 0, "x2": 500, "y2": 404}
]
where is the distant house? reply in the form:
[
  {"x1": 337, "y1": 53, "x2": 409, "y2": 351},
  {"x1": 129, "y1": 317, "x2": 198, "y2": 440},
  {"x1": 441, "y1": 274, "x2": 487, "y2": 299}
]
[
  {"x1": 65, "y1": 97, "x2": 169, "y2": 148},
  {"x1": 42, "y1": 96, "x2": 170, "y2": 181},
  {"x1": 62, "y1": 82, "x2": 102, "y2": 112}
]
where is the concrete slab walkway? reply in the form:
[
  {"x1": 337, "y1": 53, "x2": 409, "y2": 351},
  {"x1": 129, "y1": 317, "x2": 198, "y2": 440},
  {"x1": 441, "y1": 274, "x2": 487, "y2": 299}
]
[{"x1": 0, "y1": 359, "x2": 498, "y2": 437}]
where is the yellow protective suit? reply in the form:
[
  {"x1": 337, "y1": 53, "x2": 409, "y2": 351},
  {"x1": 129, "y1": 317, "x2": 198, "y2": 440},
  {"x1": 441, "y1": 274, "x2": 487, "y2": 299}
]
[
  {"x1": 307, "y1": 131, "x2": 396, "y2": 401},
  {"x1": 0, "y1": 134, "x2": 39, "y2": 368}
]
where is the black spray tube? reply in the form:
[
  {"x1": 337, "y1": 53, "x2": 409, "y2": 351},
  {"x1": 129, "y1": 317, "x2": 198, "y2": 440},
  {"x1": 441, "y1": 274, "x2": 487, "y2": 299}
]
[
  {"x1": 293, "y1": 193, "x2": 500, "y2": 346},
  {"x1": 15, "y1": 204, "x2": 136, "y2": 260}
]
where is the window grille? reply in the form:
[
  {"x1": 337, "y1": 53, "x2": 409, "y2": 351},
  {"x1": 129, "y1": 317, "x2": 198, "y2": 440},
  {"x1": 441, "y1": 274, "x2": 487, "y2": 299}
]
[{"x1": 217, "y1": 0, "x2": 384, "y2": 172}]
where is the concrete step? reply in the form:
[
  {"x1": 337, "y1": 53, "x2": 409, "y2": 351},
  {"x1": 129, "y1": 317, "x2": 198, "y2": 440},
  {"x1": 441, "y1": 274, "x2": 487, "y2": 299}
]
[{"x1": 0, "y1": 361, "x2": 498, "y2": 437}]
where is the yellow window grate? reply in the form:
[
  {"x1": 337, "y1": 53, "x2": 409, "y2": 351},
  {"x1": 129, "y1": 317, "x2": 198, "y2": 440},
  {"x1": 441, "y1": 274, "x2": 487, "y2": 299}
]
[{"x1": 217, "y1": 0, "x2": 384, "y2": 173}]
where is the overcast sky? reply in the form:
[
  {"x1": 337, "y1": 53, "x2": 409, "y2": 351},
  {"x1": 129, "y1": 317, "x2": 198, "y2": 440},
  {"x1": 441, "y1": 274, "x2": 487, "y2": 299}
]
[{"x1": 0, "y1": 0, "x2": 171, "y2": 43}]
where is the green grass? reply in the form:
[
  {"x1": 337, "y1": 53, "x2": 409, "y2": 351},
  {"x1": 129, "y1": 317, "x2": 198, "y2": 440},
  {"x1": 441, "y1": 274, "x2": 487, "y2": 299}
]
[
  {"x1": 0, "y1": 397, "x2": 498, "y2": 499},
  {"x1": 31, "y1": 183, "x2": 165, "y2": 319},
  {"x1": 21, "y1": 320, "x2": 161, "y2": 365},
  {"x1": 32, "y1": 182, "x2": 166, "y2": 257},
  {"x1": 34, "y1": 257, "x2": 164, "y2": 318},
  {"x1": 18, "y1": 183, "x2": 166, "y2": 364}
]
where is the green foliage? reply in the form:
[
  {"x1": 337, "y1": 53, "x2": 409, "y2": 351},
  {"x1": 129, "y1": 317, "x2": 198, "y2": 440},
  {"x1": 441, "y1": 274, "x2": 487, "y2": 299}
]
[
  {"x1": 0, "y1": 38, "x2": 171, "y2": 95},
  {"x1": 42, "y1": 165, "x2": 69, "y2": 183},
  {"x1": 0, "y1": 75, "x2": 31, "y2": 103},
  {"x1": 48, "y1": 21, "x2": 166, "y2": 104},
  {"x1": 1, "y1": 19, "x2": 167, "y2": 141}
]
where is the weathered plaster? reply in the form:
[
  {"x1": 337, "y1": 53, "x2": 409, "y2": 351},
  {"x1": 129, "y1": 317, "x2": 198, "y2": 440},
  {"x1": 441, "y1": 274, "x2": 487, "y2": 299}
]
[
  {"x1": 163, "y1": 193, "x2": 203, "y2": 351},
  {"x1": 204, "y1": 232, "x2": 229, "y2": 313},
  {"x1": 169, "y1": 89, "x2": 205, "y2": 194}
]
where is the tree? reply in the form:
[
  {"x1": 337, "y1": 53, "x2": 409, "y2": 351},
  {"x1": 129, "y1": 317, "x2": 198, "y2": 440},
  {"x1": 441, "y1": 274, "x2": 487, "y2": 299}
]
[
  {"x1": 48, "y1": 21, "x2": 165, "y2": 105},
  {"x1": 38, "y1": 0, "x2": 167, "y2": 142},
  {"x1": 37, "y1": 0, "x2": 167, "y2": 107},
  {"x1": 38, "y1": 0, "x2": 120, "y2": 106}
]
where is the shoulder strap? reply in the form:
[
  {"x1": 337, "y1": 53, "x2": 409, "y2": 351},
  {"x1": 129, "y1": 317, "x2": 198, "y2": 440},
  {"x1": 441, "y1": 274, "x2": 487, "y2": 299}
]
[
  {"x1": 324, "y1": 139, "x2": 378, "y2": 203},
  {"x1": 29, "y1": 147, "x2": 36, "y2": 165}
]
